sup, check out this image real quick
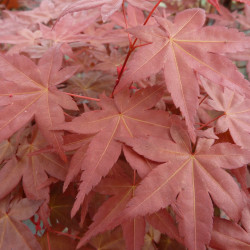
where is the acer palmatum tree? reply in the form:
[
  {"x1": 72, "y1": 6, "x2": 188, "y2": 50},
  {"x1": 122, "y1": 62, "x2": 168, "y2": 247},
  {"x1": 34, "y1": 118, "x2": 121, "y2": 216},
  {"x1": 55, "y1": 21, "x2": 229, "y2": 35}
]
[{"x1": 0, "y1": 0, "x2": 250, "y2": 249}]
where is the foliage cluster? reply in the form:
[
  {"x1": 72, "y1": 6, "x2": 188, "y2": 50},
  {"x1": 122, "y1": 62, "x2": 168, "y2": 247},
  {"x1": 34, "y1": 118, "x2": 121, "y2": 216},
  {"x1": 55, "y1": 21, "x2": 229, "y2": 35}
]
[{"x1": 0, "y1": 0, "x2": 250, "y2": 249}]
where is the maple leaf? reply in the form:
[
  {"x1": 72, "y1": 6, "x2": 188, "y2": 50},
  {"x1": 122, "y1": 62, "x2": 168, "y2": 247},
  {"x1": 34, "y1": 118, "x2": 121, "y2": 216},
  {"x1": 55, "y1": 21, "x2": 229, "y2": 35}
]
[
  {"x1": 59, "y1": 0, "x2": 123, "y2": 23},
  {"x1": 58, "y1": 0, "x2": 158, "y2": 23},
  {"x1": 242, "y1": 202, "x2": 250, "y2": 235},
  {"x1": 64, "y1": 72, "x2": 115, "y2": 101},
  {"x1": 210, "y1": 217, "x2": 250, "y2": 250},
  {"x1": 157, "y1": 234, "x2": 186, "y2": 250},
  {"x1": 0, "y1": 126, "x2": 68, "y2": 201},
  {"x1": 120, "y1": 126, "x2": 250, "y2": 250},
  {"x1": 111, "y1": 4, "x2": 145, "y2": 29},
  {"x1": 15, "y1": 0, "x2": 63, "y2": 24},
  {"x1": 0, "y1": 129, "x2": 23, "y2": 164},
  {"x1": 78, "y1": 166, "x2": 179, "y2": 250},
  {"x1": 89, "y1": 227, "x2": 126, "y2": 250},
  {"x1": 146, "y1": 208, "x2": 183, "y2": 244},
  {"x1": 123, "y1": 144, "x2": 159, "y2": 178},
  {"x1": 49, "y1": 185, "x2": 80, "y2": 231},
  {"x1": 92, "y1": 50, "x2": 126, "y2": 74},
  {"x1": 38, "y1": 231, "x2": 80, "y2": 250},
  {"x1": 0, "y1": 46, "x2": 78, "y2": 160},
  {"x1": 122, "y1": 216, "x2": 146, "y2": 250},
  {"x1": 115, "y1": 8, "x2": 250, "y2": 141},
  {"x1": 63, "y1": 134, "x2": 92, "y2": 191},
  {"x1": 110, "y1": 3, "x2": 156, "y2": 29},
  {"x1": 56, "y1": 85, "x2": 171, "y2": 216},
  {"x1": 77, "y1": 172, "x2": 136, "y2": 248},
  {"x1": 0, "y1": 198, "x2": 42, "y2": 250},
  {"x1": 236, "y1": 5, "x2": 250, "y2": 31},
  {"x1": 203, "y1": 81, "x2": 250, "y2": 149},
  {"x1": 85, "y1": 165, "x2": 182, "y2": 249},
  {"x1": 208, "y1": 0, "x2": 250, "y2": 13},
  {"x1": 40, "y1": 12, "x2": 99, "y2": 46},
  {"x1": 0, "y1": 28, "x2": 42, "y2": 55},
  {"x1": 207, "y1": 5, "x2": 238, "y2": 28}
]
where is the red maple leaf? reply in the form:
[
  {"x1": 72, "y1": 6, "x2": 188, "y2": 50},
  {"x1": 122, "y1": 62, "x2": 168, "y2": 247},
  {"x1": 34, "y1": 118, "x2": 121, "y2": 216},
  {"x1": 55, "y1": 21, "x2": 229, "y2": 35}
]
[
  {"x1": 0, "y1": 46, "x2": 78, "y2": 160},
  {"x1": 0, "y1": 198, "x2": 42, "y2": 249},
  {"x1": 202, "y1": 81, "x2": 250, "y2": 149},
  {"x1": 0, "y1": 126, "x2": 67, "y2": 210},
  {"x1": 77, "y1": 166, "x2": 181, "y2": 249},
  {"x1": 120, "y1": 126, "x2": 250, "y2": 249},
  {"x1": 58, "y1": 0, "x2": 158, "y2": 23},
  {"x1": 210, "y1": 217, "x2": 250, "y2": 249},
  {"x1": 208, "y1": 0, "x2": 250, "y2": 13},
  {"x1": 115, "y1": 8, "x2": 250, "y2": 141},
  {"x1": 56, "y1": 85, "x2": 172, "y2": 216}
]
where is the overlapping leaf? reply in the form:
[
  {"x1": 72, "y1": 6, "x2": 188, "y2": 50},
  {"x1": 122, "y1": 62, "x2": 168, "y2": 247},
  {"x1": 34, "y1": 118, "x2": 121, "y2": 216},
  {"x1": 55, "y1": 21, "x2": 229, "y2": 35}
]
[
  {"x1": 120, "y1": 126, "x2": 250, "y2": 250},
  {"x1": 0, "y1": 46, "x2": 78, "y2": 160},
  {"x1": 0, "y1": 198, "x2": 42, "y2": 250},
  {"x1": 77, "y1": 172, "x2": 136, "y2": 248},
  {"x1": 208, "y1": 0, "x2": 250, "y2": 13},
  {"x1": 38, "y1": 231, "x2": 79, "y2": 250},
  {"x1": 58, "y1": 0, "x2": 123, "y2": 23},
  {"x1": 56, "y1": 85, "x2": 171, "y2": 216},
  {"x1": 58, "y1": 0, "x2": 158, "y2": 23},
  {"x1": 0, "y1": 127, "x2": 67, "y2": 200},
  {"x1": 89, "y1": 227, "x2": 126, "y2": 250},
  {"x1": 203, "y1": 81, "x2": 250, "y2": 149},
  {"x1": 210, "y1": 217, "x2": 250, "y2": 250},
  {"x1": 146, "y1": 209, "x2": 183, "y2": 244},
  {"x1": 116, "y1": 8, "x2": 250, "y2": 141}
]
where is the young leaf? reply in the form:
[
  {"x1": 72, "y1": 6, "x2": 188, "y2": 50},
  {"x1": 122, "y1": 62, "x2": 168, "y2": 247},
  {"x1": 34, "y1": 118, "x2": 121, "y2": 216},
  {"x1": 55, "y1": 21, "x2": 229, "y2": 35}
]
[{"x1": 203, "y1": 81, "x2": 250, "y2": 149}]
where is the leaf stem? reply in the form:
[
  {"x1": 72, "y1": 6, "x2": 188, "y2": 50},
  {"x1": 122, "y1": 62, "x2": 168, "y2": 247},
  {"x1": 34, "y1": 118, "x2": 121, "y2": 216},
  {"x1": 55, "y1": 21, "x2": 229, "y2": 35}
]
[
  {"x1": 48, "y1": 229, "x2": 81, "y2": 240},
  {"x1": 111, "y1": 0, "x2": 163, "y2": 96},
  {"x1": 64, "y1": 92, "x2": 100, "y2": 102},
  {"x1": 47, "y1": 232, "x2": 51, "y2": 250},
  {"x1": 197, "y1": 113, "x2": 225, "y2": 130},
  {"x1": 133, "y1": 169, "x2": 136, "y2": 186},
  {"x1": 143, "y1": 0, "x2": 163, "y2": 25},
  {"x1": 133, "y1": 42, "x2": 153, "y2": 49},
  {"x1": 122, "y1": 0, "x2": 132, "y2": 46},
  {"x1": 199, "y1": 94, "x2": 208, "y2": 105},
  {"x1": 112, "y1": 49, "x2": 133, "y2": 97}
]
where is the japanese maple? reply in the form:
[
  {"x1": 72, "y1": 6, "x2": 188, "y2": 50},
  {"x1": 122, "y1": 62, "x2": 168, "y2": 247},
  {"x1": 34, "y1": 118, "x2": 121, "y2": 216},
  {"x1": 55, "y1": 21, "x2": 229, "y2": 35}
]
[{"x1": 0, "y1": 0, "x2": 250, "y2": 250}]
